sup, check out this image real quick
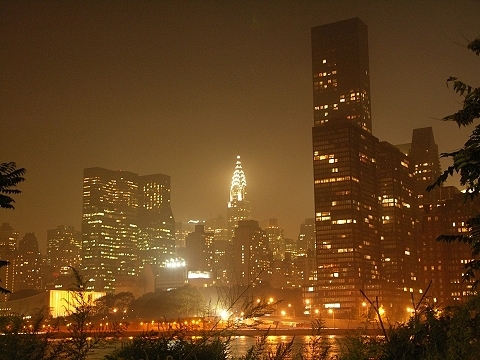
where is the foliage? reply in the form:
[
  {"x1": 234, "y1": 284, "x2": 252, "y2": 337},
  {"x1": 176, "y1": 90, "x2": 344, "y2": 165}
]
[
  {"x1": 131, "y1": 284, "x2": 207, "y2": 319},
  {"x1": 0, "y1": 162, "x2": 26, "y2": 209},
  {"x1": 0, "y1": 310, "x2": 55, "y2": 360},
  {"x1": 338, "y1": 293, "x2": 480, "y2": 360},
  {"x1": 426, "y1": 37, "x2": 480, "y2": 288},
  {"x1": 54, "y1": 267, "x2": 123, "y2": 360},
  {"x1": 105, "y1": 330, "x2": 230, "y2": 360},
  {"x1": 297, "y1": 319, "x2": 332, "y2": 360},
  {"x1": 95, "y1": 291, "x2": 134, "y2": 317}
]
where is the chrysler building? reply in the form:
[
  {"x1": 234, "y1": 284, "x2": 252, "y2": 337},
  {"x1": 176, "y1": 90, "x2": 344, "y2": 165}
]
[{"x1": 227, "y1": 156, "x2": 251, "y2": 240}]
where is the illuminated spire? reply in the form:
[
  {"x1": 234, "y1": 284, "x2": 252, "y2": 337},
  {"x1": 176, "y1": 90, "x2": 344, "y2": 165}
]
[{"x1": 230, "y1": 155, "x2": 247, "y2": 202}]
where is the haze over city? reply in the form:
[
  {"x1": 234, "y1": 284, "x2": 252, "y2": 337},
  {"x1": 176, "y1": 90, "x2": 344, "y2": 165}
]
[{"x1": 1, "y1": 1, "x2": 479, "y2": 253}]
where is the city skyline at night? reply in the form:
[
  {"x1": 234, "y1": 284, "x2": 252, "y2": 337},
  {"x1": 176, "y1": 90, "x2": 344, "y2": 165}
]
[{"x1": 1, "y1": 1, "x2": 479, "y2": 252}]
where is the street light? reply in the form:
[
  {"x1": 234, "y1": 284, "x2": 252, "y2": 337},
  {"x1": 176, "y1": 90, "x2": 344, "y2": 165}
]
[
  {"x1": 328, "y1": 308, "x2": 335, "y2": 328},
  {"x1": 362, "y1": 301, "x2": 368, "y2": 321}
]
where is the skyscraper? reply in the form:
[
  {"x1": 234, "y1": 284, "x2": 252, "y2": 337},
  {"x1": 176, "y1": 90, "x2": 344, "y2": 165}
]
[
  {"x1": 312, "y1": 18, "x2": 371, "y2": 131},
  {"x1": 16, "y1": 233, "x2": 42, "y2": 291},
  {"x1": 227, "y1": 156, "x2": 251, "y2": 240},
  {"x1": 265, "y1": 218, "x2": 285, "y2": 260},
  {"x1": 312, "y1": 18, "x2": 381, "y2": 315},
  {"x1": 409, "y1": 127, "x2": 442, "y2": 210},
  {"x1": 137, "y1": 173, "x2": 176, "y2": 266},
  {"x1": 377, "y1": 141, "x2": 420, "y2": 317},
  {"x1": 45, "y1": 225, "x2": 82, "y2": 289},
  {"x1": 47, "y1": 225, "x2": 81, "y2": 273},
  {"x1": 0, "y1": 223, "x2": 17, "y2": 259},
  {"x1": 0, "y1": 223, "x2": 18, "y2": 300},
  {"x1": 232, "y1": 220, "x2": 270, "y2": 286},
  {"x1": 297, "y1": 218, "x2": 315, "y2": 255},
  {"x1": 82, "y1": 167, "x2": 175, "y2": 292}
]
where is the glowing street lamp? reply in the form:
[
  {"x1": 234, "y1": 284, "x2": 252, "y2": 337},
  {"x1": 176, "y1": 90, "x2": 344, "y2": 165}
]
[
  {"x1": 220, "y1": 309, "x2": 229, "y2": 320},
  {"x1": 362, "y1": 301, "x2": 368, "y2": 320},
  {"x1": 328, "y1": 308, "x2": 335, "y2": 328}
]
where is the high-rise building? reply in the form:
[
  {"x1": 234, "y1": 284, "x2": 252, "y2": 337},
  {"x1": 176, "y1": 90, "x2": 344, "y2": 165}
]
[
  {"x1": 312, "y1": 18, "x2": 381, "y2": 316},
  {"x1": 184, "y1": 224, "x2": 212, "y2": 273},
  {"x1": 47, "y1": 225, "x2": 81, "y2": 274},
  {"x1": 82, "y1": 167, "x2": 175, "y2": 292},
  {"x1": 265, "y1": 218, "x2": 285, "y2": 260},
  {"x1": 16, "y1": 233, "x2": 42, "y2": 291},
  {"x1": 420, "y1": 186, "x2": 476, "y2": 306},
  {"x1": 232, "y1": 220, "x2": 270, "y2": 286},
  {"x1": 297, "y1": 218, "x2": 315, "y2": 255},
  {"x1": 377, "y1": 141, "x2": 420, "y2": 317},
  {"x1": 0, "y1": 223, "x2": 18, "y2": 258},
  {"x1": 312, "y1": 18, "x2": 371, "y2": 131},
  {"x1": 227, "y1": 156, "x2": 251, "y2": 240},
  {"x1": 409, "y1": 127, "x2": 442, "y2": 210},
  {"x1": 137, "y1": 173, "x2": 176, "y2": 266},
  {"x1": 0, "y1": 223, "x2": 18, "y2": 301},
  {"x1": 45, "y1": 225, "x2": 82, "y2": 290}
]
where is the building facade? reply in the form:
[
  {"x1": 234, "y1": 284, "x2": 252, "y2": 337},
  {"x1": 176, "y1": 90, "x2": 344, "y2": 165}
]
[
  {"x1": 232, "y1": 220, "x2": 271, "y2": 286},
  {"x1": 81, "y1": 167, "x2": 175, "y2": 293},
  {"x1": 311, "y1": 18, "x2": 478, "y2": 318}
]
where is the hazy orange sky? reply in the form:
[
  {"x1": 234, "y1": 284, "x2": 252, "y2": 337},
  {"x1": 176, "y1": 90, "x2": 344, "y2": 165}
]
[{"x1": 1, "y1": 1, "x2": 479, "y2": 252}]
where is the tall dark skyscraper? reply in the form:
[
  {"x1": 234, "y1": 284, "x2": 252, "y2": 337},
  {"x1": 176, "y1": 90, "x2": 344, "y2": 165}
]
[
  {"x1": 312, "y1": 18, "x2": 371, "y2": 132},
  {"x1": 409, "y1": 127, "x2": 442, "y2": 210},
  {"x1": 82, "y1": 167, "x2": 175, "y2": 292},
  {"x1": 377, "y1": 141, "x2": 420, "y2": 317},
  {"x1": 312, "y1": 18, "x2": 381, "y2": 315}
]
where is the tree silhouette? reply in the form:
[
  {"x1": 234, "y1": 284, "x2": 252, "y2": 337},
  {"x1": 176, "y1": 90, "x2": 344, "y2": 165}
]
[{"x1": 0, "y1": 162, "x2": 26, "y2": 209}]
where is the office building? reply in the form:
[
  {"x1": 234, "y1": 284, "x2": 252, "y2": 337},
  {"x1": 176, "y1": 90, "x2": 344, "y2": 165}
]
[
  {"x1": 0, "y1": 223, "x2": 18, "y2": 258},
  {"x1": 232, "y1": 220, "x2": 270, "y2": 286},
  {"x1": 45, "y1": 225, "x2": 82, "y2": 290},
  {"x1": 265, "y1": 218, "x2": 285, "y2": 260},
  {"x1": 420, "y1": 187, "x2": 477, "y2": 306},
  {"x1": 16, "y1": 233, "x2": 42, "y2": 291},
  {"x1": 47, "y1": 225, "x2": 81, "y2": 274},
  {"x1": 312, "y1": 18, "x2": 381, "y2": 316},
  {"x1": 137, "y1": 173, "x2": 176, "y2": 266},
  {"x1": 297, "y1": 218, "x2": 315, "y2": 255},
  {"x1": 377, "y1": 141, "x2": 420, "y2": 316},
  {"x1": 409, "y1": 127, "x2": 442, "y2": 210},
  {"x1": 184, "y1": 224, "x2": 213, "y2": 273},
  {"x1": 0, "y1": 223, "x2": 18, "y2": 301},
  {"x1": 312, "y1": 18, "x2": 371, "y2": 131},
  {"x1": 82, "y1": 167, "x2": 175, "y2": 293}
]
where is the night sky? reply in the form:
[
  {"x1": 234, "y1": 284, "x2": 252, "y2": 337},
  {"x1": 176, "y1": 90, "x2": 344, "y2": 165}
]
[{"x1": 1, "y1": 1, "x2": 479, "y2": 253}]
